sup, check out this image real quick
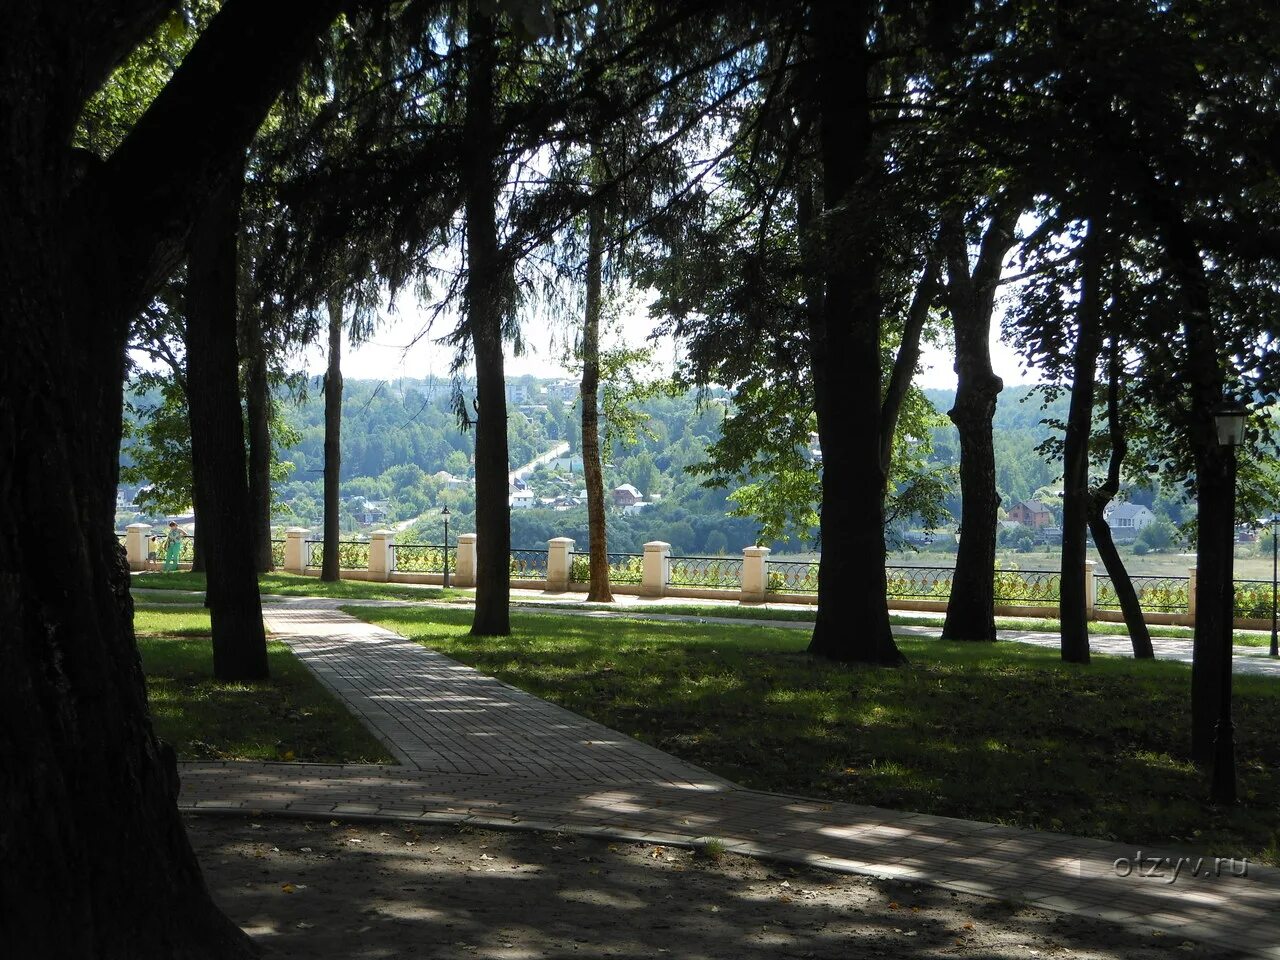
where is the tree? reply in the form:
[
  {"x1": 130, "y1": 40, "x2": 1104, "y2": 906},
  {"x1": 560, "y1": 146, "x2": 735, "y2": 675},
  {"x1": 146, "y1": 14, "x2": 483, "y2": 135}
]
[{"x1": 0, "y1": 2, "x2": 347, "y2": 951}]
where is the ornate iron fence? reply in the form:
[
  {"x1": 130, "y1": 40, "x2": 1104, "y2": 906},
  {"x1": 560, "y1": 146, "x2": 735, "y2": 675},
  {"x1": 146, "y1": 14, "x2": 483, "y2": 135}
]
[
  {"x1": 992, "y1": 568, "x2": 1061, "y2": 605},
  {"x1": 115, "y1": 531, "x2": 128, "y2": 548},
  {"x1": 668, "y1": 555, "x2": 743, "y2": 589},
  {"x1": 510, "y1": 549, "x2": 549, "y2": 579},
  {"x1": 270, "y1": 539, "x2": 286, "y2": 569},
  {"x1": 767, "y1": 560, "x2": 819, "y2": 593},
  {"x1": 1234, "y1": 579, "x2": 1279, "y2": 619},
  {"x1": 178, "y1": 536, "x2": 196, "y2": 563},
  {"x1": 569, "y1": 552, "x2": 644, "y2": 584},
  {"x1": 886, "y1": 565, "x2": 953, "y2": 599},
  {"x1": 391, "y1": 543, "x2": 447, "y2": 574},
  {"x1": 305, "y1": 540, "x2": 323, "y2": 568},
  {"x1": 305, "y1": 539, "x2": 370, "y2": 569},
  {"x1": 1094, "y1": 574, "x2": 1189, "y2": 614}
]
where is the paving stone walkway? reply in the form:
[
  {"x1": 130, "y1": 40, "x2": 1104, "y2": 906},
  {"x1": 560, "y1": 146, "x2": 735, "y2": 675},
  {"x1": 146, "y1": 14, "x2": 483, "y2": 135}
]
[{"x1": 178, "y1": 600, "x2": 1280, "y2": 958}]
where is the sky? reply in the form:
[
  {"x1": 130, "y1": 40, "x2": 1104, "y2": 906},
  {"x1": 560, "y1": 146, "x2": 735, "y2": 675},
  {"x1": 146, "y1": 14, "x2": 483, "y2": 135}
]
[{"x1": 301, "y1": 295, "x2": 1041, "y2": 391}]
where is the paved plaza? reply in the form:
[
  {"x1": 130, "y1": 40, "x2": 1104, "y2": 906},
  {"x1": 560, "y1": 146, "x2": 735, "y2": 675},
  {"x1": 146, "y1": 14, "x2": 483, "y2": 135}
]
[{"x1": 175, "y1": 597, "x2": 1280, "y2": 958}]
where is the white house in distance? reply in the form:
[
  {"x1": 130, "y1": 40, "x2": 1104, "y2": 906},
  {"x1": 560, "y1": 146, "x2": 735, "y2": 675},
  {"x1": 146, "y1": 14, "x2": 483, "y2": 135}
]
[
  {"x1": 509, "y1": 488, "x2": 537, "y2": 509},
  {"x1": 1103, "y1": 502, "x2": 1156, "y2": 540}
]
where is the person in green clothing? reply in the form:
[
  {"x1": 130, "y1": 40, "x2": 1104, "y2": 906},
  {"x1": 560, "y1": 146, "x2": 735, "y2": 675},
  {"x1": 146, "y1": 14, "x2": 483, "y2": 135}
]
[{"x1": 162, "y1": 521, "x2": 184, "y2": 572}]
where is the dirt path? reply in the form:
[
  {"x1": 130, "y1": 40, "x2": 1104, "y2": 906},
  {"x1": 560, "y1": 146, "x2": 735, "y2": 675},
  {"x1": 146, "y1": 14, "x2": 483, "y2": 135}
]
[{"x1": 189, "y1": 815, "x2": 1240, "y2": 960}]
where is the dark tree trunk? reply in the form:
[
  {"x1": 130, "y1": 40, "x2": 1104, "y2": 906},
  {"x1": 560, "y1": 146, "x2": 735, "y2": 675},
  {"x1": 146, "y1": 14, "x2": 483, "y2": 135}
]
[
  {"x1": 1086, "y1": 341, "x2": 1154, "y2": 658},
  {"x1": 322, "y1": 295, "x2": 343, "y2": 582},
  {"x1": 189, "y1": 473, "x2": 207, "y2": 574},
  {"x1": 806, "y1": 1, "x2": 903, "y2": 665},
  {"x1": 0, "y1": 1, "x2": 344, "y2": 951},
  {"x1": 581, "y1": 197, "x2": 614, "y2": 602},
  {"x1": 185, "y1": 165, "x2": 268, "y2": 682},
  {"x1": 243, "y1": 308, "x2": 274, "y2": 572},
  {"x1": 465, "y1": 5, "x2": 512, "y2": 636},
  {"x1": 940, "y1": 209, "x2": 1018, "y2": 642},
  {"x1": 1059, "y1": 216, "x2": 1103, "y2": 664}
]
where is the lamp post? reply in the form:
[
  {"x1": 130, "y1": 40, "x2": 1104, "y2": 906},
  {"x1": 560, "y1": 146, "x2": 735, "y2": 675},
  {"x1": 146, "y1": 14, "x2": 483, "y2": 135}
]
[
  {"x1": 1263, "y1": 513, "x2": 1280, "y2": 658},
  {"x1": 1211, "y1": 406, "x2": 1247, "y2": 804},
  {"x1": 441, "y1": 506, "x2": 451, "y2": 589}
]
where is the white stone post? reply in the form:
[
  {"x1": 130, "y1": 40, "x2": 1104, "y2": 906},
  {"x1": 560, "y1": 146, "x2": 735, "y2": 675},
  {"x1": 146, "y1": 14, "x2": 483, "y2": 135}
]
[
  {"x1": 125, "y1": 523, "x2": 151, "y2": 572},
  {"x1": 456, "y1": 533, "x2": 478, "y2": 588},
  {"x1": 740, "y1": 545, "x2": 771, "y2": 602},
  {"x1": 641, "y1": 541, "x2": 670, "y2": 597},
  {"x1": 1188, "y1": 566, "x2": 1198, "y2": 623},
  {"x1": 1083, "y1": 560, "x2": 1096, "y2": 620},
  {"x1": 284, "y1": 527, "x2": 309, "y2": 574},
  {"x1": 369, "y1": 530, "x2": 394, "y2": 582},
  {"x1": 547, "y1": 537, "x2": 575, "y2": 592}
]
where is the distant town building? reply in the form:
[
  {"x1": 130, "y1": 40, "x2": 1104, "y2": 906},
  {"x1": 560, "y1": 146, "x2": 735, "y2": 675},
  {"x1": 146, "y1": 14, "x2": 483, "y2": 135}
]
[
  {"x1": 509, "y1": 489, "x2": 537, "y2": 509},
  {"x1": 1006, "y1": 499, "x2": 1054, "y2": 529},
  {"x1": 1103, "y1": 502, "x2": 1155, "y2": 540},
  {"x1": 612, "y1": 483, "x2": 643, "y2": 507}
]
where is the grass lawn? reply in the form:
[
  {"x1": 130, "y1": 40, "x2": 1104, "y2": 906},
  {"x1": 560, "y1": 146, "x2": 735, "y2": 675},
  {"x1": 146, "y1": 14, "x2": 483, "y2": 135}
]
[
  {"x1": 134, "y1": 609, "x2": 393, "y2": 764},
  {"x1": 132, "y1": 570, "x2": 468, "y2": 604},
  {"x1": 348, "y1": 604, "x2": 1280, "y2": 865}
]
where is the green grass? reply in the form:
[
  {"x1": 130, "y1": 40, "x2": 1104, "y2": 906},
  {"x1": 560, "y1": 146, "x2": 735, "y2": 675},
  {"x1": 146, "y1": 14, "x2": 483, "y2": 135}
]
[
  {"x1": 134, "y1": 608, "x2": 392, "y2": 764},
  {"x1": 347, "y1": 604, "x2": 1280, "y2": 865},
  {"x1": 132, "y1": 570, "x2": 469, "y2": 604}
]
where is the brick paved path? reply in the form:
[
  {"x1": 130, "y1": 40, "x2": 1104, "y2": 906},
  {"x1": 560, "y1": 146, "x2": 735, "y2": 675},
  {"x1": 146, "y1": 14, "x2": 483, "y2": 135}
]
[{"x1": 179, "y1": 601, "x2": 1280, "y2": 958}]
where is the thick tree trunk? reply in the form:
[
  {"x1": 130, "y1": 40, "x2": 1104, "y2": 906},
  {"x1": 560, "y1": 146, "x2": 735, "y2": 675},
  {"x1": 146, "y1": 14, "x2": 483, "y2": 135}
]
[
  {"x1": 941, "y1": 210, "x2": 1017, "y2": 642},
  {"x1": 185, "y1": 166, "x2": 268, "y2": 682},
  {"x1": 0, "y1": 2, "x2": 344, "y2": 952},
  {"x1": 322, "y1": 296, "x2": 343, "y2": 582},
  {"x1": 244, "y1": 308, "x2": 274, "y2": 572},
  {"x1": 465, "y1": 5, "x2": 512, "y2": 636},
  {"x1": 1059, "y1": 217, "x2": 1103, "y2": 664},
  {"x1": 581, "y1": 197, "x2": 614, "y2": 602},
  {"x1": 806, "y1": 1, "x2": 903, "y2": 665}
]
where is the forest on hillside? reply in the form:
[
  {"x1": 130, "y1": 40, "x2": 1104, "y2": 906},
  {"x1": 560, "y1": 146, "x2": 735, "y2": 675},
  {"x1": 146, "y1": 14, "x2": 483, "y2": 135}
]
[{"x1": 122, "y1": 375, "x2": 1218, "y2": 557}]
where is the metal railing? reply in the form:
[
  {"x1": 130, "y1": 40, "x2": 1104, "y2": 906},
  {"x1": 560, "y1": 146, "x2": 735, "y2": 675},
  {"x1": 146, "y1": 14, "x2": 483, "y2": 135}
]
[
  {"x1": 767, "y1": 560, "x2": 819, "y2": 593},
  {"x1": 569, "y1": 551, "x2": 644, "y2": 584},
  {"x1": 992, "y1": 568, "x2": 1061, "y2": 605},
  {"x1": 1095, "y1": 574, "x2": 1189, "y2": 614},
  {"x1": 668, "y1": 555, "x2": 743, "y2": 589},
  {"x1": 886, "y1": 565, "x2": 954, "y2": 600},
  {"x1": 509, "y1": 549, "x2": 549, "y2": 579},
  {"x1": 270, "y1": 539, "x2": 286, "y2": 569},
  {"x1": 1234, "y1": 579, "x2": 1280, "y2": 620},
  {"x1": 391, "y1": 543, "x2": 447, "y2": 574}
]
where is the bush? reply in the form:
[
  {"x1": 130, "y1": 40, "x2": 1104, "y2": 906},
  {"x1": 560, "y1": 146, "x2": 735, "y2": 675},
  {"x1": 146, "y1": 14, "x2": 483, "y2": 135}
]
[{"x1": 1133, "y1": 541, "x2": 1150, "y2": 556}]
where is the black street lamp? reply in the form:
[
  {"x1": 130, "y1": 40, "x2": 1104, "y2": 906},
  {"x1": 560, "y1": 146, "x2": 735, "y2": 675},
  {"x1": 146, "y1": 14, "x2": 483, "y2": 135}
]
[
  {"x1": 1262, "y1": 513, "x2": 1280, "y2": 659},
  {"x1": 1211, "y1": 406, "x2": 1247, "y2": 804},
  {"x1": 441, "y1": 506, "x2": 451, "y2": 589}
]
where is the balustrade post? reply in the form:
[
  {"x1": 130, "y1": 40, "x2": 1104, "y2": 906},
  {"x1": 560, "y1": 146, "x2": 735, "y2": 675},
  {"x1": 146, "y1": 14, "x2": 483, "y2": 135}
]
[
  {"x1": 284, "y1": 527, "x2": 309, "y2": 574},
  {"x1": 547, "y1": 537, "x2": 575, "y2": 592},
  {"x1": 1188, "y1": 566, "x2": 1198, "y2": 623},
  {"x1": 641, "y1": 541, "x2": 670, "y2": 597},
  {"x1": 369, "y1": 529, "x2": 394, "y2": 582},
  {"x1": 741, "y1": 545, "x2": 771, "y2": 602},
  {"x1": 455, "y1": 533, "x2": 478, "y2": 588},
  {"x1": 1083, "y1": 560, "x2": 1096, "y2": 620},
  {"x1": 125, "y1": 522, "x2": 151, "y2": 572}
]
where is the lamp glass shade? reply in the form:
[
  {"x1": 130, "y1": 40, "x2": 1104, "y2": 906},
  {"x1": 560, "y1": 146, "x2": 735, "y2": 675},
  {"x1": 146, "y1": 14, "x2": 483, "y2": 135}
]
[
  {"x1": 441, "y1": 506, "x2": 451, "y2": 517},
  {"x1": 1214, "y1": 410, "x2": 1247, "y2": 447}
]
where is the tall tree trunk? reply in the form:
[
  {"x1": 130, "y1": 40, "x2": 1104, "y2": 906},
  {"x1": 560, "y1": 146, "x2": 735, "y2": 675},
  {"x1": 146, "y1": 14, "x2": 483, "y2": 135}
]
[
  {"x1": 0, "y1": 2, "x2": 346, "y2": 951},
  {"x1": 465, "y1": 4, "x2": 512, "y2": 636},
  {"x1": 1087, "y1": 340, "x2": 1154, "y2": 658},
  {"x1": 322, "y1": 295, "x2": 344, "y2": 582},
  {"x1": 806, "y1": 1, "x2": 904, "y2": 665},
  {"x1": 1059, "y1": 216, "x2": 1104, "y2": 664},
  {"x1": 581, "y1": 196, "x2": 614, "y2": 602},
  {"x1": 941, "y1": 209, "x2": 1018, "y2": 642},
  {"x1": 185, "y1": 165, "x2": 268, "y2": 682},
  {"x1": 244, "y1": 308, "x2": 274, "y2": 572}
]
